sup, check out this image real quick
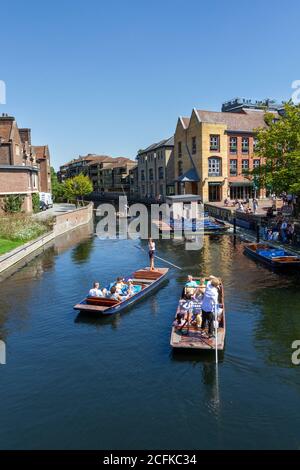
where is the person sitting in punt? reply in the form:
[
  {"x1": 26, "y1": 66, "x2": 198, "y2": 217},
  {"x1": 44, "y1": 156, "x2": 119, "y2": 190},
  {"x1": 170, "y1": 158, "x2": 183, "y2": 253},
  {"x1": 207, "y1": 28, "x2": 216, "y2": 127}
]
[
  {"x1": 173, "y1": 313, "x2": 186, "y2": 329},
  {"x1": 88, "y1": 282, "x2": 104, "y2": 297},
  {"x1": 201, "y1": 277, "x2": 220, "y2": 338},
  {"x1": 115, "y1": 277, "x2": 126, "y2": 293},
  {"x1": 183, "y1": 275, "x2": 198, "y2": 298},
  {"x1": 107, "y1": 286, "x2": 128, "y2": 302},
  {"x1": 126, "y1": 279, "x2": 135, "y2": 296}
]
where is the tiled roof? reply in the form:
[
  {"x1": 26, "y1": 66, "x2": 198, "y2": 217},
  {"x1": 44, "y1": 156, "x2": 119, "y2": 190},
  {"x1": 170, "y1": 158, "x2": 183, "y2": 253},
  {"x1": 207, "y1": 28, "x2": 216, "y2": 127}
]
[
  {"x1": 195, "y1": 109, "x2": 271, "y2": 131},
  {"x1": 180, "y1": 117, "x2": 190, "y2": 129},
  {"x1": 140, "y1": 136, "x2": 174, "y2": 154}
]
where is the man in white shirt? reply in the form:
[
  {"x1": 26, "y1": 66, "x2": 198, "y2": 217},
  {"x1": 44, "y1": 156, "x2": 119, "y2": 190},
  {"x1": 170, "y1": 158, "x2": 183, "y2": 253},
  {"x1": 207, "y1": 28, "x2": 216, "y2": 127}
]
[
  {"x1": 201, "y1": 278, "x2": 220, "y2": 337},
  {"x1": 88, "y1": 282, "x2": 103, "y2": 297}
]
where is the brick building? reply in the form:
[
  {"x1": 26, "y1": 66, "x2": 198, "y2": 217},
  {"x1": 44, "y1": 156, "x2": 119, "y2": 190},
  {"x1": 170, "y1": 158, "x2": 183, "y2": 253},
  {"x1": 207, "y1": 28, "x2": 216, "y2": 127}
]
[
  {"x1": 33, "y1": 145, "x2": 52, "y2": 193},
  {"x1": 58, "y1": 155, "x2": 136, "y2": 195},
  {"x1": 0, "y1": 114, "x2": 51, "y2": 213},
  {"x1": 136, "y1": 136, "x2": 174, "y2": 201},
  {"x1": 173, "y1": 107, "x2": 273, "y2": 202}
]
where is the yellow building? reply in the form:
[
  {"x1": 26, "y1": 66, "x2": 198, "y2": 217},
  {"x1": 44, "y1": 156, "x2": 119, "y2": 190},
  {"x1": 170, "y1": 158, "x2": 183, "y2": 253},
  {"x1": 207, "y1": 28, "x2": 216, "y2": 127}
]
[{"x1": 174, "y1": 108, "x2": 269, "y2": 202}]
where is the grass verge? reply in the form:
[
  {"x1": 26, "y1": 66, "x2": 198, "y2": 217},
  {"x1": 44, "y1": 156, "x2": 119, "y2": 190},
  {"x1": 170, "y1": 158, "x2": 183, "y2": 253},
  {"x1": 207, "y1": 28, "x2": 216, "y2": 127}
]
[
  {"x1": 0, "y1": 214, "x2": 54, "y2": 256},
  {"x1": 0, "y1": 238, "x2": 24, "y2": 255}
]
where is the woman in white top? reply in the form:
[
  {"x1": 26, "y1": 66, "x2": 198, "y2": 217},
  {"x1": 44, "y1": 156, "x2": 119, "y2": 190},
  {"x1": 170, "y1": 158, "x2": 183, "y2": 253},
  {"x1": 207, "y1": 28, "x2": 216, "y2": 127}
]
[{"x1": 148, "y1": 238, "x2": 156, "y2": 271}]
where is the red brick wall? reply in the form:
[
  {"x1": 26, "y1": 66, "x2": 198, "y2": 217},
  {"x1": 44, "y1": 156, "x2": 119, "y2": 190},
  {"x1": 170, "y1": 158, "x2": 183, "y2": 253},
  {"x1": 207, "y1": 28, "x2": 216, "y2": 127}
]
[
  {"x1": 0, "y1": 169, "x2": 30, "y2": 193},
  {"x1": 0, "y1": 144, "x2": 11, "y2": 164}
]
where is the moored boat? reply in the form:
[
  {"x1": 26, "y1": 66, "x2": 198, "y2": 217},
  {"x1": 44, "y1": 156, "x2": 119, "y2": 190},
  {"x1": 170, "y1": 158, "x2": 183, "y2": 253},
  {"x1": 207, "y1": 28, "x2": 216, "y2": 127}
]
[
  {"x1": 152, "y1": 215, "x2": 230, "y2": 235},
  {"x1": 170, "y1": 278, "x2": 226, "y2": 351},
  {"x1": 73, "y1": 267, "x2": 169, "y2": 315},
  {"x1": 244, "y1": 243, "x2": 300, "y2": 269}
]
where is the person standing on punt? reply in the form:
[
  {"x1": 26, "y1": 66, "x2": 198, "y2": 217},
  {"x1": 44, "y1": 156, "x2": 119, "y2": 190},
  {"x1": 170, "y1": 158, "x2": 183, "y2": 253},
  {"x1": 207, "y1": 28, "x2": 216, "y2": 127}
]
[
  {"x1": 201, "y1": 278, "x2": 220, "y2": 338},
  {"x1": 148, "y1": 238, "x2": 156, "y2": 271}
]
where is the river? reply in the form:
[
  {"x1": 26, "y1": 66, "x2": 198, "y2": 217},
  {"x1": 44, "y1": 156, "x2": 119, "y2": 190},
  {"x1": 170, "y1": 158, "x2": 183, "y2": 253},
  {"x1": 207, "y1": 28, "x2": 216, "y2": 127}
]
[{"x1": 0, "y1": 221, "x2": 300, "y2": 449}]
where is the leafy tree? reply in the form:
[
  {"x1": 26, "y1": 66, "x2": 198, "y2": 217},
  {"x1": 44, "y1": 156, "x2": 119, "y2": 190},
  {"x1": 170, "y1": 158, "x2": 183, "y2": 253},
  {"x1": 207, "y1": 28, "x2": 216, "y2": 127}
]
[
  {"x1": 251, "y1": 102, "x2": 300, "y2": 197},
  {"x1": 64, "y1": 173, "x2": 93, "y2": 205},
  {"x1": 50, "y1": 167, "x2": 66, "y2": 202}
]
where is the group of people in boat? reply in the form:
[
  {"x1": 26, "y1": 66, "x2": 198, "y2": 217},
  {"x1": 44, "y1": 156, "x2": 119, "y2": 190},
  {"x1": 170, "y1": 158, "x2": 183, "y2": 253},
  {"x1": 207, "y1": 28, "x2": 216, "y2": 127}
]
[
  {"x1": 88, "y1": 277, "x2": 136, "y2": 302},
  {"x1": 173, "y1": 275, "x2": 222, "y2": 338}
]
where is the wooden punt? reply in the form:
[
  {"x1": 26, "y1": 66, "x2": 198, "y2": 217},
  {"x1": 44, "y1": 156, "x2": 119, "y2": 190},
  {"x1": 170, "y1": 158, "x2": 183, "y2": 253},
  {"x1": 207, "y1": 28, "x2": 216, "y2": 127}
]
[
  {"x1": 73, "y1": 267, "x2": 169, "y2": 315},
  {"x1": 170, "y1": 279, "x2": 226, "y2": 351},
  {"x1": 244, "y1": 243, "x2": 300, "y2": 269},
  {"x1": 152, "y1": 216, "x2": 230, "y2": 235}
]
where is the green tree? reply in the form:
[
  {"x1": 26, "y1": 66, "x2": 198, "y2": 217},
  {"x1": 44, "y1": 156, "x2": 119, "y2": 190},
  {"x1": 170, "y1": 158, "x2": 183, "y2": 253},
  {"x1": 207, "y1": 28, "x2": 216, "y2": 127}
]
[
  {"x1": 64, "y1": 173, "x2": 93, "y2": 205},
  {"x1": 251, "y1": 102, "x2": 300, "y2": 197},
  {"x1": 50, "y1": 167, "x2": 66, "y2": 202}
]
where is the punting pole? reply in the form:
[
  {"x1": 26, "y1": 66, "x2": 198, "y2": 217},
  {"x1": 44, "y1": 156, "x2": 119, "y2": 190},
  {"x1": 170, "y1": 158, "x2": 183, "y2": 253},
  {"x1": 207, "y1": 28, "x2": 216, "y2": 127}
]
[
  {"x1": 214, "y1": 304, "x2": 219, "y2": 365},
  {"x1": 134, "y1": 245, "x2": 182, "y2": 270}
]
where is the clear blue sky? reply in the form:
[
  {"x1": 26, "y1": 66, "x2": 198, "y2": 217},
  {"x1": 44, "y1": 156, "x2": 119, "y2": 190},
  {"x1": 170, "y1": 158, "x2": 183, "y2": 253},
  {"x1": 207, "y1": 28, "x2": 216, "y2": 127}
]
[{"x1": 1, "y1": 0, "x2": 299, "y2": 169}]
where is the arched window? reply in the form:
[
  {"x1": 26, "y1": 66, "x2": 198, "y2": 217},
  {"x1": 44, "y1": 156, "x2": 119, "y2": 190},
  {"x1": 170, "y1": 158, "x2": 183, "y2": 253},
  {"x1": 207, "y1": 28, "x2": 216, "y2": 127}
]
[{"x1": 208, "y1": 157, "x2": 222, "y2": 177}]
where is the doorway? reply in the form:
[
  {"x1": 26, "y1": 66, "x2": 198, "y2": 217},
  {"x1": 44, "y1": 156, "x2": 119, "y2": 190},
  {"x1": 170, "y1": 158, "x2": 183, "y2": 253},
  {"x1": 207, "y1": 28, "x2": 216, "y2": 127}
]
[{"x1": 208, "y1": 184, "x2": 222, "y2": 202}]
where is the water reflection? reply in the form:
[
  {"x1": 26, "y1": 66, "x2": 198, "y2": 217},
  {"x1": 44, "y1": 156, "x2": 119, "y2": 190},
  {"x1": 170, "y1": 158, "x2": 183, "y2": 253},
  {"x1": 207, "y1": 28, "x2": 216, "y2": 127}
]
[
  {"x1": 1, "y1": 225, "x2": 300, "y2": 449},
  {"x1": 253, "y1": 282, "x2": 300, "y2": 368},
  {"x1": 75, "y1": 311, "x2": 122, "y2": 330}
]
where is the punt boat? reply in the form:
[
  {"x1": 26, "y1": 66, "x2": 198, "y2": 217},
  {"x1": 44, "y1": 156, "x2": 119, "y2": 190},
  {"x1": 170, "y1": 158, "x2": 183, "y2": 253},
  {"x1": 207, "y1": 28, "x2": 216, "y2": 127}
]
[
  {"x1": 244, "y1": 243, "x2": 300, "y2": 269},
  {"x1": 152, "y1": 216, "x2": 230, "y2": 235},
  {"x1": 170, "y1": 278, "x2": 226, "y2": 351},
  {"x1": 73, "y1": 267, "x2": 169, "y2": 315}
]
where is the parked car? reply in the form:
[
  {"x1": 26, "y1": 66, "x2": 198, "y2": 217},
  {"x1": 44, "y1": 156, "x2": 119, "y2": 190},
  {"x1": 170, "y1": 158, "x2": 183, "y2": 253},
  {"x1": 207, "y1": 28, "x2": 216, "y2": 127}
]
[
  {"x1": 39, "y1": 192, "x2": 53, "y2": 209},
  {"x1": 39, "y1": 200, "x2": 47, "y2": 211}
]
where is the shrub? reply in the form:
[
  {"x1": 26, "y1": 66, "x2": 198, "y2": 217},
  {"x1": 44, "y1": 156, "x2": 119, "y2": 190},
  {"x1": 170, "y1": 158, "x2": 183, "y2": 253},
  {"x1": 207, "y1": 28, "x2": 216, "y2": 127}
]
[
  {"x1": 2, "y1": 194, "x2": 25, "y2": 213},
  {"x1": 0, "y1": 214, "x2": 53, "y2": 242},
  {"x1": 32, "y1": 193, "x2": 40, "y2": 213}
]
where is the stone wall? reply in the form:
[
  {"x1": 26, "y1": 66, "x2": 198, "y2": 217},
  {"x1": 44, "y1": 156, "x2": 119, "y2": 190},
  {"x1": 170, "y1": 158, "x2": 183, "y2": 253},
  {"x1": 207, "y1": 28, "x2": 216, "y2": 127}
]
[{"x1": 54, "y1": 202, "x2": 94, "y2": 237}]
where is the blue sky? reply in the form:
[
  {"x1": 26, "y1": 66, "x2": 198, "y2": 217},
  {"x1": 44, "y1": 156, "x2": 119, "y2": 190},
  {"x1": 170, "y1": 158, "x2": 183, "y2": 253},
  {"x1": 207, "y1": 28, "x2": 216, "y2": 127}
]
[{"x1": 1, "y1": 0, "x2": 300, "y2": 169}]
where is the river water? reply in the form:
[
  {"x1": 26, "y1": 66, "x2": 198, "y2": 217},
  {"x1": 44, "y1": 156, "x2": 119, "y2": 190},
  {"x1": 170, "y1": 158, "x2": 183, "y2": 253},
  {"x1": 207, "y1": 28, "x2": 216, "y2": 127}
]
[{"x1": 0, "y1": 221, "x2": 300, "y2": 449}]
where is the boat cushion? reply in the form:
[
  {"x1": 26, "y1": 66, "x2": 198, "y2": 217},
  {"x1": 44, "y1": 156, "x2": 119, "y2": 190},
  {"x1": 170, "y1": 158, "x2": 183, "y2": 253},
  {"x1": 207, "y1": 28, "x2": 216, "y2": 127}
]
[{"x1": 257, "y1": 249, "x2": 286, "y2": 258}]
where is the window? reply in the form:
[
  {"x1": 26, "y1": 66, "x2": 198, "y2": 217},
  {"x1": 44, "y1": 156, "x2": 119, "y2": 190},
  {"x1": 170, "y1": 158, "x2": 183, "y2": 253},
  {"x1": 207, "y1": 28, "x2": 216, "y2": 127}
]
[
  {"x1": 229, "y1": 137, "x2": 237, "y2": 153},
  {"x1": 192, "y1": 136, "x2": 196, "y2": 154},
  {"x1": 141, "y1": 170, "x2": 145, "y2": 181},
  {"x1": 178, "y1": 141, "x2": 182, "y2": 158},
  {"x1": 253, "y1": 159, "x2": 260, "y2": 169},
  {"x1": 141, "y1": 185, "x2": 145, "y2": 195},
  {"x1": 158, "y1": 167, "x2": 164, "y2": 179},
  {"x1": 208, "y1": 157, "x2": 221, "y2": 176},
  {"x1": 210, "y1": 135, "x2": 220, "y2": 151},
  {"x1": 242, "y1": 137, "x2": 249, "y2": 153},
  {"x1": 242, "y1": 159, "x2": 249, "y2": 173},
  {"x1": 253, "y1": 137, "x2": 258, "y2": 151},
  {"x1": 149, "y1": 168, "x2": 154, "y2": 180},
  {"x1": 178, "y1": 161, "x2": 183, "y2": 176},
  {"x1": 230, "y1": 159, "x2": 238, "y2": 176}
]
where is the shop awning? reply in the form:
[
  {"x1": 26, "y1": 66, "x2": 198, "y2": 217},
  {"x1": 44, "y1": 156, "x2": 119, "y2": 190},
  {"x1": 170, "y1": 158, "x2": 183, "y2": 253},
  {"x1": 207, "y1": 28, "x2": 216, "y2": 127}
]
[{"x1": 176, "y1": 168, "x2": 200, "y2": 183}]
